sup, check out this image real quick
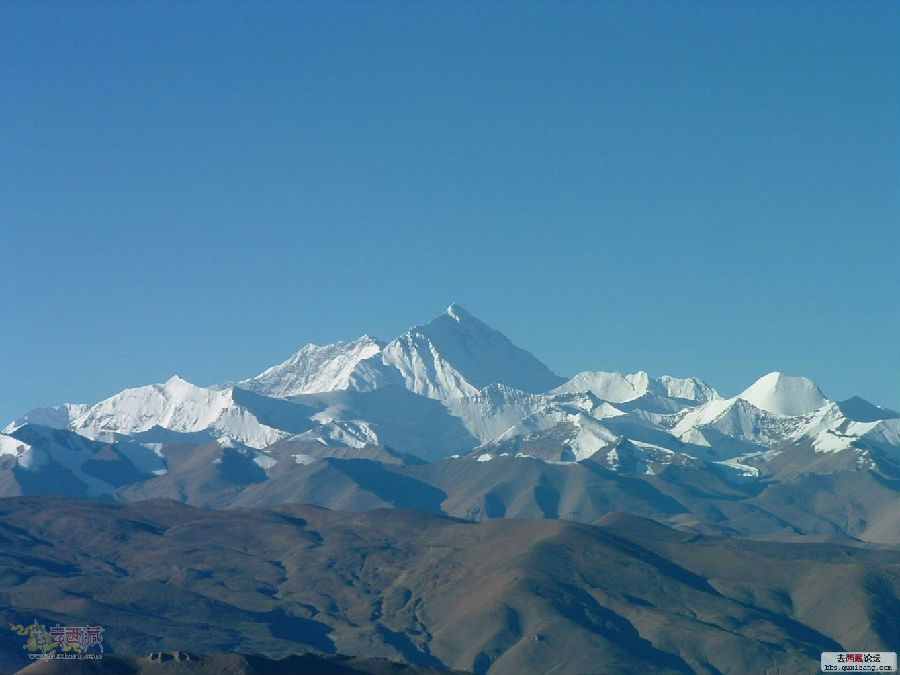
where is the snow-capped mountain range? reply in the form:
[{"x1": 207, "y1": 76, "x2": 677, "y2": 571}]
[
  {"x1": 5, "y1": 304, "x2": 900, "y2": 491},
  {"x1": 238, "y1": 303, "x2": 564, "y2": 401}
]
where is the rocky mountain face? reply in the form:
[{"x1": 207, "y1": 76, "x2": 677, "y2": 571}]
[{"x1": 2, "y1": 498, "x2": 899, "y2": 675}]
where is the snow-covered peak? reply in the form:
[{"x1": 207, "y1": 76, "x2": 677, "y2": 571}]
[
  {"x1": 239, "y1": 335, "x2": 386, "y2": 398},
  {"x1": 738, "y1": 372, "x2": 827, "y2": 417},
  {"x1": 671, "y1": 397, "x2": 741, "y2": 436},
  {"x1": 70, "y1": 377, "x2": 233, "y2": 437},
  {"x1": 655, "y1": 375, "x2": 720, "y2": 403},
  {"x1": 381, "y1": 305, "x2": 564, "y2": 401},
  {"x1": 669, "y1": 395, "x2": 805, "y2": 455},
  {"x1": 552, "y1": 371, "x2": 718, "y2": 405},
  {"x1": 64, "y1": 377, "x2": 292, "y2": 449},
  {"x1": 672, "y1": 395, "x2": 788, "y2": 438},
  {"x1": 3, "y1": 403, "x2": 89, "y2": 434},
  {"x1": 552, "y1": 371, "x2": 648, "y2": 402},
  {"x1": 162, "y1": 374, "x2": 198, "y2": 394}
]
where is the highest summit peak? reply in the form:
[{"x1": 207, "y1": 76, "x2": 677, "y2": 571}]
[
  {"x1": 446, "y1": 303, "x2": 471, "y2": 322},
  {"x1": 381, "y1": 303, "x2": 565, "y2": 400}
]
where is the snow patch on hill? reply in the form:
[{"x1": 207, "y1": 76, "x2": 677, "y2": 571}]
[{"x1": 0, "y1": 433, "x2": 30, "y2": 458}]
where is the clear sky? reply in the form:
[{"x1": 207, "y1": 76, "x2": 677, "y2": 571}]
[{"x1": 2, "y1": 2, "x2": 898, "y2": 423}]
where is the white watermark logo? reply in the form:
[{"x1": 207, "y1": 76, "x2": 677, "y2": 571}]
[{"x1": 822, "y1": 652, "x2": 897, "y2": 672}]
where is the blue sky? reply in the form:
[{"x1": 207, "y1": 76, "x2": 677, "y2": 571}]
[{"x1": 2, "y1": 2, "x2": 898, "y2": 421}]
